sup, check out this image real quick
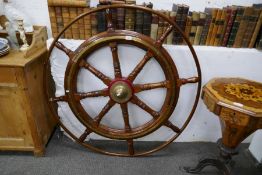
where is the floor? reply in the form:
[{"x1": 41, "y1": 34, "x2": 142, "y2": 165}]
[{"x1": 0, "y1": 131, "x2": 261, "y2": 175}]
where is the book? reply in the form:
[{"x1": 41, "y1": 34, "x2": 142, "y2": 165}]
[
  {"x1": 61, "y1": 7, "x2": 72, "y2": 38},
  {"x1": 233, "y1": 7, "x2": 253, "y2": 48},
  {"x1": 55, "y1": 6, "x2": 64, "y2": 38},
  {"x1": 125, "y1": 0, "x2": 136, "y2": 31},
  {"x1": 48, "y1": 6, "x2": 58, "y2": 38},
  {"x1": 184, "y1": 15, "x2": 192, "y2": 44},
  {"x1": 206, "y1": 8, "x2": 218, "y2": 45},
  {"x1": 157, "y1": 10, "x2": 165, "y2": 40},
  {"x1": 214, "y1": 9, "x2": 226, "y2": 46},
  {"x1": 222, "y1": 6, "x2": 237, "y2": 46},
  {"x1": 256, "y1": 27, "x2": 262, "y2": 49},
  {"x1": 199, "y1": 8, "x2": 212, "y2": 45},
  {"x1": 116, "y1": 0, "x2": 126, "y2": 30},
  {"x1": 249, "y1": 8, "x2": 262, "y2": 48},
  {"x1": 209, "y1": 9, "x2": 222, "y2": 46},
  {"x1": 172, "y1": 4, "x2": 187, "y2": 44},
  {"x1": 69, "y1": 7, "x2": 79, "y2": 39},
  {"x1": 77, "y1": 7, "x2": 85, "y2": 39},
  {"x1": 150, "y1": 13, "x2": 159, "y2": 40},
  {"x1": 142, "y1": 2, "x2": 153, "y2": 36},
  {"x1": 189, "y1": 11, "x2": 200, "y2": 44},
  {"x1": 96, "y1": 5, "x2": 106, "y2": 33},
  {"x1": 167, "y1": 11, "x2": 176, "y2": 44},
  {"x1": 227, "y1": 7, "x2": 244, "y2": 47},
  {"x1": 91, "y1": 10, "x2": 98, "y2": 36},
  {"x1": 241, "y1": 8, "x2": 261, "y2": 47},
  {"x1": 135, "y1": 6, "x2": 144, "y2": 33},
  {"x1": 194, "y1": 12, "x2": 206, "y2": 45},
  {"x1": 83, "y1": 7, "x2": 91, "y2": 39}
]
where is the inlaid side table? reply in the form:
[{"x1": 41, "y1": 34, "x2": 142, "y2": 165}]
[{"x1": 185, "y1": 78, "x2": 262, "y2": 175}]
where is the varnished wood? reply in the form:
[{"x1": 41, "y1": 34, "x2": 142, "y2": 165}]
[
  {"x1": 202, "y1": 78, "x2": 262, "y2": 149},
  {"x1": 0, "y1": 47, "x2": 56, "y2": 156}
]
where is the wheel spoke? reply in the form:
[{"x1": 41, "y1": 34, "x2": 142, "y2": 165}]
[
  {"x1": 79, "y1": 129, "x2": 92, "y2": 142},
  {"x1": 131, "y1": 95, "x2": 160, "y2": 118},
  {"x1": 74, "y1": 89, "x2": 109, "y2": 100},
  {"x1": 156, "y1": 24, "x2": 174, "y2": 46},
  {"x1": 79, "y1": 60, "x2": 112, "y2": 86},
  {"x1": 165, "y1": 121, "x2": 181, "y2": 133},
  {"x1": 133, "y1": 80, "x2": 171, "y2": 93},
  {"x1": 49, "y1": 95, "x2": 67, "y2": 102},
  {"x1": 94, "y1": 99, "x2": 115, "y2": 126},
  {"x1": 178, "y1": 77, "x2": 200, "y2": 87},
  {"x1": 127, "y1": 139, "x2": 134, "y2": 156},
  {"x1": 120, "y1": 103, "x2": 131, "y2": 130},
  {"x1": 55, "y1": 41, "x2": 74, "y2": 58},
  {"x1": 109, "y1": 42, "x2": 122, "y2": 78},
  {"x1": 105, "y1": 8, "x2": 114, "y2": 31},
  {"x1": 127, "y1": 51, "x2": 154, "y2": 82}
]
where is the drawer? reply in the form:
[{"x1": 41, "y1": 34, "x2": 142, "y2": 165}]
[
  {"x1": 0, "y1": 68, "x2": 17, "y2": 85},
  {"x1": 220, "y1": 107, "x2": 250, "y2": 126}
]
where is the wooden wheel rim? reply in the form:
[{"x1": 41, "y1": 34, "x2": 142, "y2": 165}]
[
  {"x1": 44, "y1": 4, "x2": 202, "y2": 156},
  {"x1": 65, "y1": 31, "x2": 179, "y2": 140}
]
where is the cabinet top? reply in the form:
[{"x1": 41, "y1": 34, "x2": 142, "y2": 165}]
[{"x1": 0, "y1": 48, "x2": 47, "y2": 67}]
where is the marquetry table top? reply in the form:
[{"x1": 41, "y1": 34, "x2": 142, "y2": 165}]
[{"x1": 203, "y1": 78, "x2": 262, "y2": 117}]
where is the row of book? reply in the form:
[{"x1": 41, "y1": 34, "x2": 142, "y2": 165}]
[{"x1": 48, "y1": 0, "x2": 262, "y2": 49}]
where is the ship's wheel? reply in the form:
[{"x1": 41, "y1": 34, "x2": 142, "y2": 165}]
[{"x1": 44, "y1": 4, "x2": 201, "y2": 156}]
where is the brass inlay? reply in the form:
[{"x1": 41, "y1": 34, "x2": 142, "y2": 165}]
[
  {"x1": 225, "y1": 83, "x2": 262, "y2": 103},
  {"x1": 110, "y1": 81, "x2": 133, "y2": 103}
]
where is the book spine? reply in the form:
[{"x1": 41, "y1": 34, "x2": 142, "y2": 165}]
[
  {"x1": 206, "y1": 9, "x2": 218, "y2": 45},
  {"x1": 172, "y1": 5, "x2": 184, "y2": 44},
  {"x1": 194, "y1": 12, "x2": 206, "y2": 45},
  {"x1": 77, "y1": 7, "x2": 85, "y2": 39},
  {"x1": 214, "y1": 9, "x2": 226, "y2": 46},
  {"x1": 157, "y1": 10, "x2": 165, "y2": 40},
  {"x1": 125, "y1": 0, "x2": 136, "y2": 31},
  {"x1": 179, "y1": 5, "x2": 189, "y2": 44},
  {"x1": 91, "y1": 10, "x2": 98, "y2": 36},
  {"x1": 55, "y1": 6, "x2": 64, "y2": 38},
  {"x1": 209, "y1": 9, "x2": 222, "y2": 46},
  {"x1": 189, "y1": 12, "x2": 200, "y2": 44},
  {"x1": 83, "y1": 8, "x2": 91, "y2": 39},
  {"x1": 249, "y1": 10, "x2": 262, "y2": 48},
  {"x1": 48, "y1": 6, "x2": 58, "y2": 38},
  {"x1": 233, "y1": 7, "x2": 253, "y2": 48},
  {"x1": 142, "y1": 2, "x2": 153, "y2": 36},
  {"x1": 256, "y1": 29, "x2": 262, "y2": 49},
  {"x1": 167, "y1": 11, "x2": 176, "y2": 44},
  {"x1": 96, "y1": 5, "x2": 106, "y2": 33},
  {"x1": 199, "y1": 13, "x2": 211, "y2": 45},
  {"x1": 135, "y1": 8, "x2": 144, "y2": 33},
  {"x1": 61, "y1": 7, "x2": 72, "y2": 39},
  {"x1": 150, "y1": 13, "x2": 159, "y2": 40},
  {"x1": 184, "y1": 15, "x2": 192, "y2": 44},
  {"x1": 69, "y1": 7, "x2": 79, "y2": 39},
  {"x1": 227, "y1": 7, "x2": 244, "y2": 47},
  {"x1": 241, "y1": 9, "x2": 260, "y2": 48},
  {"x1": 222, "y1": 8, "x2": 236, "y2": 47},
  {"x1": 218, "y1": 8, "x2": 231, "y2": 46}
]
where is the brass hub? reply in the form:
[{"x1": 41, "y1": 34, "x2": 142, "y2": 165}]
[{"x1": 109, "y1": 81, "x2": 133, "y2": 103}]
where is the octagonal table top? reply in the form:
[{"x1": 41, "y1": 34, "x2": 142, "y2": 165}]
[{"x1": 203, "y1": 78, "x2": 262, "y2": 117}]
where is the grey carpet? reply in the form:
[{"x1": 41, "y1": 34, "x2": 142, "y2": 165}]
[{"x1": 0, "y1": 131, "x2": 261, "y2": 175}]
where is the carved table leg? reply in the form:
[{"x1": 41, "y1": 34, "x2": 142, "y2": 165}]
[{"x1": 183, "y1": 139, "x2": 238, "y2": 175}]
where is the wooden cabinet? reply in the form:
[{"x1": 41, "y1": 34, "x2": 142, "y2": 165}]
[{"x1": 0, "y1": 48, "x2": 57, "y2": 156}]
